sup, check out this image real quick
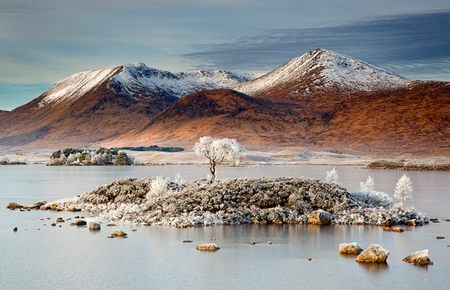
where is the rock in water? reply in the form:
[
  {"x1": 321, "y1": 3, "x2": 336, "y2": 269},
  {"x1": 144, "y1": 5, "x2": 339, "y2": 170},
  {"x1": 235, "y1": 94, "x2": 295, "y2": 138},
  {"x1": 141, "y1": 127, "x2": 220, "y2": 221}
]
[
  {"x1": 108, "y1": 230, "x2": 127, "y2": 238},
  {"x1": 88, "y1": 222, "x2": 101, "y2": 231},
  {"x1": 73, "y1": 219, "x2": 87, "y2": 226},
  {"x1": 355, "y1": 244, "x2": 389, "y2": 263},
  {"x1": 6, "y1": 202, "x2": 23, "y2": 210},
  {"x1": 339, "y1": 242, "x2": 363, "y2": 255},
  {"x1": 13, "y1": 227, "x2": 18, "y2": 232},
  {"x1": 196, "y1": 243, "x2": 220, "y2": 251},
  {"x1": 308, "y1": 210, "x2": 332, "y2": 225},
  {"x1": 403, "y1": 249, "x2": 433, "y2": 266},
  {"x1": 56, "y1": 217, "x2": 65, "y2": 223}
]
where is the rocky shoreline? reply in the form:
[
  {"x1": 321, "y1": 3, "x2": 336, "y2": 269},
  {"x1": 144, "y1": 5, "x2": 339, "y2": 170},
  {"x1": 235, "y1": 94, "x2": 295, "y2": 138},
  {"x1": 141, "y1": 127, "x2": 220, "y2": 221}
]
[{"x1": 21, "y1": 177, "x2": 429, "y2": 228}]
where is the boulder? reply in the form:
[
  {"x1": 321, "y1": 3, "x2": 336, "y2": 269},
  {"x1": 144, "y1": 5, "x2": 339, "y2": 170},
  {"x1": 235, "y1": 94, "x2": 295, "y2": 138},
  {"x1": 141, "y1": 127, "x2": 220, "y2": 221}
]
[
  {"x1": 88, "y1": 222, "x2": 101, "y2": 231},
  {"x1": 6, "y1": 202, "x2": 23, "y2": 210},
  {"x1": 308, "y1": 210, "x2": 332, "y2": 225},
  {"x1": 56, "y1": 217, "x2": 65, "y2": 223},
  {"x1": 339, "y1": 242, "x2": 363, "y2": 255},
  {"x1": 27, "y1": 201, "x2": 47, "y2": 209},
  {"x1": 73, "y1": 219, "x2": 87, "y2": 226},
  {"x1": 13, "y1": 227, "x2": 18, "y2": 232},
  {"x1": 436, "y1": 236, "x2": 445, "y2": 239},
  {"x1": 403, "y1": 249, "x2": 433, "y2": 266},
  {"x1": 355, "y1": 244, "x2": 389, "y2": 263},
  {"x1": 108, "y1": 229, "x2": 127, "y2": 238},
  {"x1": 196, "y1": 243, "x2": 220, "y2": 251}
]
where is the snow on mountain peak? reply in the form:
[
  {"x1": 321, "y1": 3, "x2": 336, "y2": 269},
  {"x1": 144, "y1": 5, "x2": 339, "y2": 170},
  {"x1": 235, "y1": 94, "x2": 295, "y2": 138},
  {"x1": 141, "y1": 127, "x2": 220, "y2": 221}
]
[
  {"x1": 110, "y1": 63, "x2": 252, "y2": 99},
  {"x1": 38, "y1": 63, "x2": 252, "y2": 107},
  {"x1": 39, "y1": 66, "x2": 122, "y2": 107},
  {"x1": 235, "y1": 48, "x2": 410, "y2": 95}
]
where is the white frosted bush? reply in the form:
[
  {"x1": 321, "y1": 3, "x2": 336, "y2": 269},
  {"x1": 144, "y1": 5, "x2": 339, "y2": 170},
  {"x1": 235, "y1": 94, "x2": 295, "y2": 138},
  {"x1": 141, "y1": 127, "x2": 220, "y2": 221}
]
[
  {"x1": 147, "y1": 176, "x2": 169, "y2": 198},
  {"x1": 360, "y1": 176, "x2": 375, "y2": 192},
  {"x1": 324, "y1": 167, "x2": 339, "y2": 184},
  {"x1": 352, "y1": 176, "x2": 392, "y2": 208},
  {"x1": 394, "y1": 174, "x2": 413, "y2": 207},
  {"x1": 173, "y1": 173, "x2": 185, "y2": 186}
]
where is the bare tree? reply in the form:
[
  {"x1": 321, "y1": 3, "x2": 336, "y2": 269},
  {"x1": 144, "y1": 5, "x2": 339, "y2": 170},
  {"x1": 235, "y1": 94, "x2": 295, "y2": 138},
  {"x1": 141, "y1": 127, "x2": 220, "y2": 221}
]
[{"x1": 194, "y1": 136, "x2": 241, "y2": 181}]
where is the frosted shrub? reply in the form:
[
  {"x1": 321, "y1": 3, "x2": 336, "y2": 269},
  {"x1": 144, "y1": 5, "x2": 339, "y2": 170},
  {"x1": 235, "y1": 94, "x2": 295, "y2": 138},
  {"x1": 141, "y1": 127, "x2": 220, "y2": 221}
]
[
  {"x1": 194, "y1": 136, "x2": 241, "y2": 181},
  {"x1": 324, "y1": 167, "x2": 339, "y2": 184},
  {"x1": 147, "y1": 176, "x2": 169, "y2": 198},
  {"x1": 173, "y1": 173, "x2": 185, "y2": 186},
  {"x1": 352, "y1": 176, "x2": 393, "y2": 208},
  {"x1": 360, "y1": 176, "x2": 375, "y2": 193},
  {"x1": 394, "y1": 174, "x2": 413, "y2": 207}
]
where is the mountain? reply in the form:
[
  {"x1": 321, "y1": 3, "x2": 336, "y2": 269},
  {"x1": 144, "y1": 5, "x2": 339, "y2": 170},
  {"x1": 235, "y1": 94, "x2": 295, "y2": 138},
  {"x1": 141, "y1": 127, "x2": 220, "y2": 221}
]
[
  {"x1": 0, "y1": 64, "x2": 251, "y2": 148},
  {"x1": 1, "y1": 49, "x2": 448, "y2": 157},
  {"x1": 110, "y1": 49, "x2": 449, "y2": 157},
  {"x1": 235, "y1": 48, "x2": 410, "y2": 97},
  {"x1": 106, "y1": 89, "x2": 308, "y2": 146}
]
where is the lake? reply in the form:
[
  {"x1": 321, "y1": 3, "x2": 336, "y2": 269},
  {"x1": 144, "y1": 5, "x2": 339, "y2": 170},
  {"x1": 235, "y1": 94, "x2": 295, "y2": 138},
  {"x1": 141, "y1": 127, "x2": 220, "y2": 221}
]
[{"x1": 0, "y1": 165, "x2": 449, "y2": 290}]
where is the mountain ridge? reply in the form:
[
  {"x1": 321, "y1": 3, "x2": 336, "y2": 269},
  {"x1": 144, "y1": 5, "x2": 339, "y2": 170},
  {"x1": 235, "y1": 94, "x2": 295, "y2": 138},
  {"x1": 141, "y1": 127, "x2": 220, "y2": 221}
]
[{"x1": 1, "y1": 49, "x2": 449, "y2": 157}]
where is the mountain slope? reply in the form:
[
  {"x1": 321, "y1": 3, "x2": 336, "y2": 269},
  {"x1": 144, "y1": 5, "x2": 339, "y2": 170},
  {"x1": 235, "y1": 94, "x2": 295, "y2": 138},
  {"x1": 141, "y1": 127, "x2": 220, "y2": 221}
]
[
  {"x1": 0, "y1": 64, "x2": 250, "y2": 148},
  {"x1": 235, "y1": 48, "x2": 410, "y2": 97},
  {"x1": 105, "y1": 89, "x2": 310, "y2": 146}
]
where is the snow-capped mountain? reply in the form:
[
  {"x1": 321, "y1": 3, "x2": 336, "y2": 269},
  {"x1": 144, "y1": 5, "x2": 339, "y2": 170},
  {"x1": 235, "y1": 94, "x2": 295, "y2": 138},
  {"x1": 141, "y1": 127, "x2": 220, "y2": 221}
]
[
  {"x1": 235, "y1": 48, "x2": 410, "y2": 95},
  {"x1": 39, "y1": 63, "x2": 251, "y2": 107}
]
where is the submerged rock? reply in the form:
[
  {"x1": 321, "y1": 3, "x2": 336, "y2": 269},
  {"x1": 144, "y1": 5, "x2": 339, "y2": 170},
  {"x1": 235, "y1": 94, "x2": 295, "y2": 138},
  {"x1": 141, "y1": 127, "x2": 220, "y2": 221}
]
[
  {"x1": 383, "y1": 227, "x2": 404, "y2": 233},
  {"x1": 196, "y1": 243, "x2": 220, "y2": 251},
  {"x1": 355, "y1": 244, "x2": 389, "y2": 263},
  {"x1": 88, "y1": 222, "x2": 101, "y2": 231},
  {"x1": 403, "y1": 249, "x2": 433, "y2": 266},
  {"x1": 339, "y1": 242, "x2": 363, "y2": 255},
  {"x1": 308, "y1": 210, "x2": 332, "y2": 225}
]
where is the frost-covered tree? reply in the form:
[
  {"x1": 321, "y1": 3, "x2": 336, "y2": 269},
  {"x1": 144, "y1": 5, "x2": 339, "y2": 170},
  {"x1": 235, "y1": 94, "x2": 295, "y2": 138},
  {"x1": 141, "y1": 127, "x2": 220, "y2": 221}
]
[
  {"x1": 194, "y1": 136, "x2": 241, "y2": 181},
  {"x1": 324, "y1": 167, "x2": 339, "y2": 184},
  {"x1": 394, "y1": 174, "x2": 413, "y2": 207},
  {"x1": 360, "y1": 176, "x2": 375, "y2": 193},
  {"x1": 352, "y1": 176, "x2": 393, "y2": 208}
]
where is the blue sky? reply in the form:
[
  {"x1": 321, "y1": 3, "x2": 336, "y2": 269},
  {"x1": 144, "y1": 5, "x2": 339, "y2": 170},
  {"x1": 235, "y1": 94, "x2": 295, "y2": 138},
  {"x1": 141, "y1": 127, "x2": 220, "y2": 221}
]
[{"x1": 1, "y1": 0, "x2": 450, "y2": 110}]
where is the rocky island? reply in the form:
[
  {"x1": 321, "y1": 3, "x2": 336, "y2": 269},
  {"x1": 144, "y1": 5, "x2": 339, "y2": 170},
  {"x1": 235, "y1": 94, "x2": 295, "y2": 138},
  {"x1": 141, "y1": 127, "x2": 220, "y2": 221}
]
[{"x1": 36, "y1": 177, "x2": 427, "y2": 228}]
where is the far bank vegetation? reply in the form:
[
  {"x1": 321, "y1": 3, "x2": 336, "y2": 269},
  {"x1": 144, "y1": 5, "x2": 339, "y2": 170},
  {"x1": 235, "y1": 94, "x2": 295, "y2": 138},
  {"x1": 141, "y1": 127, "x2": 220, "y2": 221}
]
[{"x1": 49, "y1": 147, "x2": 134, "y2": 166}]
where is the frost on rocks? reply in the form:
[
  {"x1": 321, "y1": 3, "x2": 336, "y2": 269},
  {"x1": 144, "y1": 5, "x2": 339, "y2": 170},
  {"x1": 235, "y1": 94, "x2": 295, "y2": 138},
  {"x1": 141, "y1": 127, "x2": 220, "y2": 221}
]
[
  {"x1": 51, "y1": 177, "x2": 428, "y2": 228},
  {"x1": 235, "y1": 48, "x2": 410, "y2": 95}
]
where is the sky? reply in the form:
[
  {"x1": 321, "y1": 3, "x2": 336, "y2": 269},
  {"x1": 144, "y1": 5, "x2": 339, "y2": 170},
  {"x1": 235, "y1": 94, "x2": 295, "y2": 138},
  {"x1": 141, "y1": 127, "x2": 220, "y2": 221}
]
[{"x1": 1, "y1": 0, "x2": 449, "y2": 110}]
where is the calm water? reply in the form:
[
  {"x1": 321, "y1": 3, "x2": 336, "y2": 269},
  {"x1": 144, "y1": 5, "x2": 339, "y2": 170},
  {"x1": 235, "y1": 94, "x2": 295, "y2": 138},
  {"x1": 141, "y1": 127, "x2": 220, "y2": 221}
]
[{"x1": 0, "y1": 165, "x2": 449, "y2": 290}]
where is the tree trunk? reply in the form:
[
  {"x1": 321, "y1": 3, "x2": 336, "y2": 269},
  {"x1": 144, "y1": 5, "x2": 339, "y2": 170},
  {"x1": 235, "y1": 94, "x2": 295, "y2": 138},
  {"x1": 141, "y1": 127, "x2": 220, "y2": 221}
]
[{"x1": 209, "y1": 161, "x2": 216, "y2": 182}]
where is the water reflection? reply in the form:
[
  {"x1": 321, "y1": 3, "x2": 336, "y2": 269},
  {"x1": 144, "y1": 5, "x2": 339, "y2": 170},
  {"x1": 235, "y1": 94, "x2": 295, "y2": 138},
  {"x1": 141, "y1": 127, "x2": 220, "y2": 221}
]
[{"x1": 358, "y1": 262, "x2": 389, "y2": 274}]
